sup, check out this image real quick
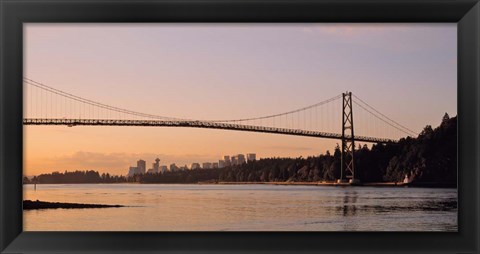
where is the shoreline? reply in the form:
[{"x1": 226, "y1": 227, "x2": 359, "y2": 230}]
[
  {"x1": 208, "y1": 181, "x2": 456, "y2": 188},
  {"x1": 211, "y1": 181, "x2": 403, "y2": 187},
  {"x1": 25, "y1": 181, "x2": 457, "y2": 188}
]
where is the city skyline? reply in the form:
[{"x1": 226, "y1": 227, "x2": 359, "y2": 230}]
[
  {"x1": 125, "y1": 153, "x2": 256, "y2": 177},
  {"x1": 24, "y1": 23, "x2": 457, "y2": 176}
]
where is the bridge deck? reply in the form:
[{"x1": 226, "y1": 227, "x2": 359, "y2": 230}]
[{"x1": 23, "y1": 118, "x2": 397, "y2": 143}]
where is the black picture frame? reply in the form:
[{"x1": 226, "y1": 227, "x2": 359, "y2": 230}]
[{"x1": 1, "y1": 0, "x2": 479, "y2": 253}]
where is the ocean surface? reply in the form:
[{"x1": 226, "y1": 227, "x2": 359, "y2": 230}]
[{"x1": 23, "y1": 183, "x2": 457, "y2": 231}]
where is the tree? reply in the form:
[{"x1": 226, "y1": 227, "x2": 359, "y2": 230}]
[{"x1": 441, "y1": 112, "x2": 450, "y2": 125}]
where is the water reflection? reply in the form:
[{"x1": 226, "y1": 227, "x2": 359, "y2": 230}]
[
  {"x1": 336, "y1": 190, "x2": 358, "y2": 217},
  {"x1": 23, "y1": 184, "x2": 457, "y2": 231}
]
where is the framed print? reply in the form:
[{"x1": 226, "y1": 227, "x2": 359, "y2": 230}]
[
  {"x1": 21, "y1": 22, "x2": 459, "y2": 232},
  {"x1": 1, "y1": 0, "x2": 479, "y2": 253}
]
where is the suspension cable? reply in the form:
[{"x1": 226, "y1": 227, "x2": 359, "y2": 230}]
[
  {"x1": 207, "y1": 94, "x2": 343, "y2": 123},
  {"x1": 353, "y1": 94, "x2": 418, "y2": 136}
]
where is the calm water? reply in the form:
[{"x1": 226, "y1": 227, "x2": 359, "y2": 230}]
[{"x1": 23, "y1": 184, "x2": 457, "y2": 231}]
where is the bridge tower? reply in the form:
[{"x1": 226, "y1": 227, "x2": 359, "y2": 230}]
[{"x1": 339, "y1": 92, "x2": 359, "y2": 184}]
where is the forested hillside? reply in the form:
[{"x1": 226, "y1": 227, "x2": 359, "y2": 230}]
[{"x1": 140, "y1": 114, "x2": 457, "y2": 184}]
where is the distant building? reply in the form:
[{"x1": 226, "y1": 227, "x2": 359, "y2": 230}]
[
  {"x1": 218, "y1": 160, "x2": 225, "y2": 168},
  {"x1": 170, "y1": 163, "x2": 178, "y2": 172},
  {"x1": 179, "y1": 165, "x2": 189, "y2": 171},
  {"x1": 127, "y1": 166, "x2": 140, "y2": 177},
  {"x1": 223, "y1": 156, "x2": 231, "y2": 167},
  {"x1": 160, "y1": 165, "x2": 168, "y2": 173},
  {"x1": 212, "y1": 163, "x2": 219, "y2": 169},
  {"x1": 191, "y1": 163, "x2": 200, "y2": 170},
  {"x1": 137, "y1": 159, "x2": 146, "y2": 174},
  {"x1": 237, "y1": 154, "x2": 246, "y2": 164},
  {"x1": 231, "y1": 156, "x2": 238, "y2": 166},
  {"x1": 202, "y1": 162, "x2": 212, "y2": 169},
  {"x1": 247, "y1": 153, "x2": 256, "y2": 162},
  {"x1": 151, "y1": 158, "x2": 160, "y2": 173}
]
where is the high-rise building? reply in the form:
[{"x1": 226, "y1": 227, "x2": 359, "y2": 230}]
[
  {"x1": 212, "y1": 163, "x2": 219, "y2": 169},
  {"x1": 247, "y1": 153, "x2": 256, "y2": 162},
  {"x1": 127, "y1": 166, "x2": 140, "y2": 177},
  {"x1": 137, "y1": 159, "x2": 146, "y2": 174},
  {"x1": 160, "y1": 165, "x2": 168, "y2": 173},
  {"x1": 152, "y1": 158, "x2": 160, "y2": 173},
  {"x1": 237, "y1": 154, "x2": 246, "y2": 165},
  {"x1": 191, "y1": 163, "x2": 200, "y2": 170},
  {"x1": 231, "y1": 156, "x2": 238, "y2": 166},
  {"x1": 202, "y1": 162, "x2": 212, "y2": 169},
  {"x1": 223, "y1": 156, "x2": 231, "y2": 167},
  {"x1": 170, "y1": 163, "x2": 178, "y2": 172},
  {"x1": 218, "y1": 160, "x2": 225, "y2": 168}
]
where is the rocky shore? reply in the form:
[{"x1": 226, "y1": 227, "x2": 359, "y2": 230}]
[{"x1": 23, "y1": 200, "x2": 125, "y2": 210}]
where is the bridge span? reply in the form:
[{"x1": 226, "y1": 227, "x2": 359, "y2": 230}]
[
  {"x1": 23, "y1": 78, "x2": 419, "y2": 182},
  {"x1": 23, "y1": 118, "x2": 397, "y2": 144}
]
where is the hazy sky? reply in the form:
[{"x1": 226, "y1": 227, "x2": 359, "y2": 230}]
[{"x1": 24, "y1": 23, "x2": 457, "y2": 176}]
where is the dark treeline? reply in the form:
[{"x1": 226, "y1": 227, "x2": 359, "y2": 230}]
[
  {"x1": 137, "y1": 114, "x2": 457, "y2": 184},
  {"x1": 25, "y1": 170, "x2": 127, "y2": 184},
  {"x1": 26, "y1": 114, "x2": 456, "y2": 185}
]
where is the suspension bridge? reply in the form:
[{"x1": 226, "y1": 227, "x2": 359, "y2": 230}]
[{"x1": 22, "y1": 78, "x2": 418, "y2": 183}]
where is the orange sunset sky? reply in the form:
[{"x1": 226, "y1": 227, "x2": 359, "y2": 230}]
[{"x1": 23, "y1": 23, "x2": 457, "y2": 176}]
